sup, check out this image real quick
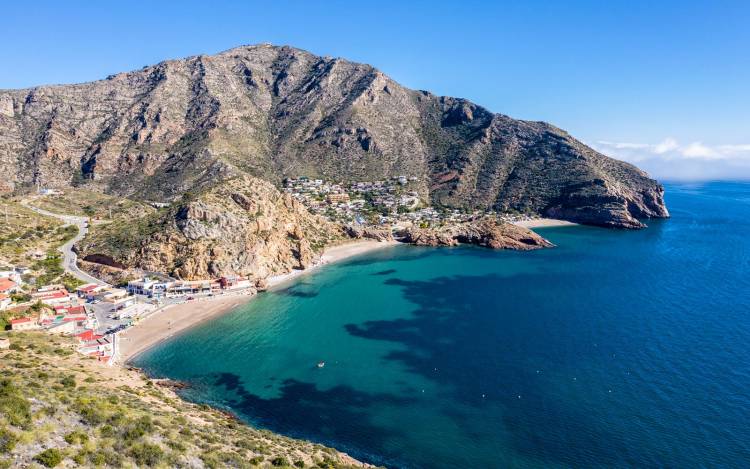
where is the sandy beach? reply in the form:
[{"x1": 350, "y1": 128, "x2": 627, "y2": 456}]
[
  {"x1": 116, "y1": 239, "x2": 400, "y2": 365},
  {"x1": 267, "y1": 239, "x2": 400, "y2": 288},
  {"x1": 116, "y1": 293, "x2": 251, "y2": 364},
  {"x1": 513, "y1": 218, "x2": 577, "y2": 228}
]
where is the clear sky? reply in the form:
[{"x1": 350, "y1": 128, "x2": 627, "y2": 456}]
[{"x1": 2, "y1": 1, "x2": 748, "y2": 179}]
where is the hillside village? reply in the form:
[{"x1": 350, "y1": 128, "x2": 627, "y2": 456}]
[{"x1": 282, "y1": 176, "x2": 536, "y2": 227}]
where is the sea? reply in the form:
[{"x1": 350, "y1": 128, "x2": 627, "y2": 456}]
[{"x1": 135, "y1": 181, "x2": 750, "y2": 468}]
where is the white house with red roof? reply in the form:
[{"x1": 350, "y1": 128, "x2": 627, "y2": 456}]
[
  {"x1": 10, "y1": 317, "x2": 40, "y2": 331},
  {"x1": 0, "y1": 278, "x2": 19, "y2": 295}
]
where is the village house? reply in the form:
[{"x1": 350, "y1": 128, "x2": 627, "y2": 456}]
[
  {"x1": 76, "y1": 283, "x2": 105, "y2": 299},
  {"x1": 0, "y1": 269, "x2": 22, "y2": 284},
  {"x1": 10, "y1": 317, "x2": 40, "y2": 331},
  {"x1": 93, "y1": 288, "x2": 129, "y2": 303},
  {"x1": 0, "y1": 278, "x2": 19, "y2": 295},
  {"x1": 31, "y1": 288, "x2": 73, "y2": 306},
  {"x1": 0, "y1": 338, "x2": 9, "y2": 350}
]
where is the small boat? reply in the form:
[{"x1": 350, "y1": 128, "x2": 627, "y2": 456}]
[{"x1": 317, "y1": 361, "x2": 325, "y2": 368}]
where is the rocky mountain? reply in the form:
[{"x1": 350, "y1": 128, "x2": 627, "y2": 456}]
[
  {"x1": 0, "y1": 44, "x2": 667, "y2": 228},
  {"x1": 75, "y1": 175, "x2": 343, "y2": 280}
]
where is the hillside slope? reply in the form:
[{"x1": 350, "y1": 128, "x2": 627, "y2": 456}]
[
  {"x1": 0, "y1": 332, "x2": 370, "y2": 468},
  {"x1": 0, "y1": 44, "x2": 667, "y2": 228}
]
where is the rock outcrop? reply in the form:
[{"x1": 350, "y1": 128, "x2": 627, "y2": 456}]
[
  {"x1": 398, "y1": 219, "x2": 553, "y2": 250},
  {"x1": 76, "y1": 175, "x2": 342, "y2": 280},
  {"x1": 343, "y1": 225, "x2": 394, "y2": 242},
  {"x1": 0, "y1": 44, "x2": 667, "y2": 228}
]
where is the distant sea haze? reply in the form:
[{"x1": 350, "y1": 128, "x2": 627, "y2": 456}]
[{"x1": 136, "y1": 182, "x2": 750, "y2": 468}]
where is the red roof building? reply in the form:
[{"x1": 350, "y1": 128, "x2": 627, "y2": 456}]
[
  {"x1": 75, "y1": 329, "x2": 103, "y2": 342},
  {"x1": 0, "y1": 278, "x2": 18, "y2": 294}
]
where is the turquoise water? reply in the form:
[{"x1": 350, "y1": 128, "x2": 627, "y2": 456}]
[{"x1": 135, "y1": 182, "x2": 750, "y2": 468}]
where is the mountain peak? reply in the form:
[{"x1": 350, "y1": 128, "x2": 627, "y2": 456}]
[{"x1": 0, "y1": 44, "x2": 667, "y2": 227}]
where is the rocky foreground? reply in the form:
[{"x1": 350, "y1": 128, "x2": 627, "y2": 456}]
[{"x1": 0, "y1": 43, "x2": 667, "y2": 228}]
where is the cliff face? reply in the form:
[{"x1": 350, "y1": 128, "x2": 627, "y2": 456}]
[
  {"x1": 76, "y1": 176, "x2": 343, "y2": 280},
  {"x1": 0, "y1": 44, "x2": 667, "y2": 228}
]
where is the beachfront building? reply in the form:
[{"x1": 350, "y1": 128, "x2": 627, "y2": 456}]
[
  {"x1": 127, "y1": 278, "x2": 171, "y2": 298},
  {"x1": 219, "y1": 276, "x2": 252, "y2": 291},
  {"x1": 165, "y1": 280, "x2": 213, "y2": 298}
]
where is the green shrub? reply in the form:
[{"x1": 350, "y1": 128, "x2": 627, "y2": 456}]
[
  {"x1": 122, "y1": 415, "x2": 154, "y2": 441},
  {"x1": 271, "y1": 456, "x2": 289, "y2": 467},
  {"x1": 33, "y1": 448, "x2": 63, "y2": 467},
  {"x1": 128, "y1": 442, "x2": 164, "y2": 467},
  {"x1": 64, "y1": 429, "x2": 89, "y2": 445},
  {"x1": 295, "y1": 460, "x2": 305, "y2": 468},
  {"x1": 60, "y1": 375, "x2": 76, "y2": 388},
  {"x1": 0, "y1": 380, "x2": 31, "y2": 428},
  {"x1": 0, "y1": 427, "x2": 17, "y2": 453}
]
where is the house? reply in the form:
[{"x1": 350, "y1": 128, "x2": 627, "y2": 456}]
[
  {"x1": 219, "y1": 276, "x2": 252, "y2": 291},
  {"x1": 165, "y1": 280, "x2": 212, "y2": 298},
  {"x1": 75, "y1": 329, "x2": 102, "y2": 342},
  {"x1": 110, "y1": 295, "x2": 137, "y2": 311},
  {"x1": 10, "y1": 317, "x2": 40, "y2": 331},
  {"x1": 0, "y1": 294, "x2": 11, "y2": 311},
  {"x1": 0, "y1": 338, "x2": 9, "y2": 349},
  {"x1": 0, "y1": 270, "x2": 21, "y2": 284},
  {"x1": 31, "y1": 288, "x2": 72, "y2": 306},
  {"x1": 98, "y1": 288, "x2": 129, "y2": 303},
  {"x1": 127, "y1": 278, "x2": 171, "y2": 298},
  {"x1": 76, "y1": 283, "x2": 104, "y2": 299},
  {"x1": 0, "y1": 278, "x2": 19, "y2": 295}
]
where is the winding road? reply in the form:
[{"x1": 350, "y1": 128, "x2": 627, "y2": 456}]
[{"x1": 22, "y1": 200, "x2": 108, "y2": 286}]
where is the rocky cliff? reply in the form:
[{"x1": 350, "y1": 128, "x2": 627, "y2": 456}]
[
  {"x1": 76, "y1": 175, "x2": 343, "y2": 280},
  {"x1": 0, "y1": 44, "x2": 667, "y2": 228},
  {"x1": 398, "y1": 219, "x2": 553, "y2": 250}
]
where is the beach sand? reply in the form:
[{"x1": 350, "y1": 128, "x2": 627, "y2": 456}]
[
  {"x1": 513, "y1": 218, "x2": 577, "y2": 228},
  {"x1": 267, "y1": 239, "x2": 400, "y2": 288},
  {"x1": 116, "y1": 239, "x2": 400, "y2": 365},
  {"x1": 116, "y1": 294, "x2": 251, "y2": 364}
]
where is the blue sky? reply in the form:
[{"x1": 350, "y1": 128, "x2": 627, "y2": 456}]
[{"x1": 2, "y1": 1, "x2": 748, "y2": 179}]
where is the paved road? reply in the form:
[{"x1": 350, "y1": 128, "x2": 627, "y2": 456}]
[{"x1": 22, "y1": 200, "x2": 108, "y2": 286}]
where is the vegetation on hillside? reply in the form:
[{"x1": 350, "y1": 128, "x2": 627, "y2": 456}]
[{"x1": 0, "y1": 332, "x2": 371, "y2": 468}]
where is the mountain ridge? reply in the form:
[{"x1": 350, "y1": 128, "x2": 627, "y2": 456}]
[{"x1": 0, "y1": 43, "x2": 668, "y2": 228}]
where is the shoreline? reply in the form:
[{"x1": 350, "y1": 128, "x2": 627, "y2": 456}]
[
  {"x1": 116, "y1": 239, "x2": 400, "y2": 365},
  {"x1": 513, "y1": 217, "x2": 577, "y2": 228},
  {"x1": 267, "y1": 239, "x2": 400, "y2": 288}
]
